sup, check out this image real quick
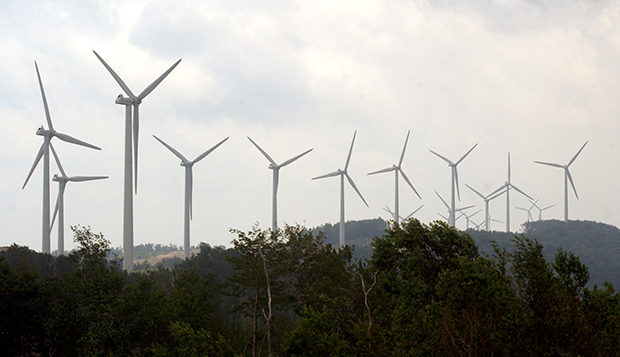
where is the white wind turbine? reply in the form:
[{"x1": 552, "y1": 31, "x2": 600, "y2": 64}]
[
  {"x1": 312, "y1": 131, "x2": 368, "y2": 247},
  {"x1": 435, "y1": 191, "x2": 474, "y2": 228},
  {"x1": 49, "y1": 145, "x2": 107, "y2": 255},
  {"x1": 247, "y1": 137, "x2": 313, "y2": 233},
  {"x1": 516, "y1": 199, "x2": 538, "y2": 223},
  {"x1": 460, "y1": 209, "x2": 482, "y2": 229},
  {"x1": 490, "y1": 153, "x2": 532, "y2": 232},
  {"x1": 530, "y1": 199, "x2": 556, "y2": 220},
  {"x1": 23, "y1": 62, "x2": 101, "y2": 254},
  {"x1": 429, "y1": 144, "x2": 478, "y2": 227},
  {"x1": 383, "y1": 204, "x2": 424, "y2": 223},
  {"x1": 465, "y1": 184, "x2": 506, "y2": 231},
  {"x1": 153, "y1": 135, "x2": 229, "y2": 259},
  {"x1": 535, "y1": 142, "x2": 588, "y2": 223},
  {"x1": 94, "y1": 51, "x2": 181, "y2": 272},
  {"x1": 368, "y1": 130, "x2": 421, "y2": 226}
]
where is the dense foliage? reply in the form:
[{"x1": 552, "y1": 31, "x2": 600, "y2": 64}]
[{"x1": 1, "y1": 221, "x2": 620, "y2": 356}]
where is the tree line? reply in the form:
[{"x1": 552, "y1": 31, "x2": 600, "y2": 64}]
[{"x1": 1, "y1": 221, "x2": 619, "y2": 356}]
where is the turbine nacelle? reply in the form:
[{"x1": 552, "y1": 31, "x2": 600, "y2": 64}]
[
  {"x1": 115, "y1": 95, "x2": 136, "y2": 105},
  {"x1": 36, "y1": 126, "x2": 50, "y2": 136}
]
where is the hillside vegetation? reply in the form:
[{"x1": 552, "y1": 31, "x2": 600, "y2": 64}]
[
  {"x1": 2, "y1": 222, "x2": 619, "y2": 356},
  {"x1": 467, "y1": 219, "x2": 620, "y2": 288}
]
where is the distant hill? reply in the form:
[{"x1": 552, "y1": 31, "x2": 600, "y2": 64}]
[{"x1": 467, "y1": 219, "x2": 620, "y2": 289}]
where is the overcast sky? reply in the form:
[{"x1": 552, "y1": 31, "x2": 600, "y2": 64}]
[{"x1": 2, "y1": 0, "x2": 619, "y2": 252}]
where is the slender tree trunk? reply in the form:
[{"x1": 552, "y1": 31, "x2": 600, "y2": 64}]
[
  {"x1": 361, "y1": 271, "x2": 378, "y2": 352},
  {"x1": 259, "y1": 244, "x2": 272, "y2": 357}
]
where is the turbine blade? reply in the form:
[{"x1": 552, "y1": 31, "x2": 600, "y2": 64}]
[
  {"x1": 488, "y1": 184, "x2": 507, "y2": 198},
  {"x1": 429, "y1": 149, "x2": 453, "y2": 165},
  {"x1": 54, "y1": 132, "x2": 101, "y2": 150},
  {"x1": 367, "y1": 166, "x2": 395, "y2": 175},
  {"x1": 399, "y1": 169, "x2": 421, "y2": 199},
  {"x1": 23, "y1": 143, "x2": 44, "y2": 189},
  {"x1": 398, "y1": 130, "x2": 411, "y2": 167},
  {"x1": 567, "y1": 169, "x2": 579, "y2": 199},
  {"x1": 50, "y1": 190, "x2": 60, "y2": 231},
  {"x1": 465, "y1": 184, "x2": 485, "y2": 199},
  {"x1": 133, "y1": 105, "x2": 139, "y2": 194},
  {"x1": 435, "y1": 191, "x2": 449, "y2": 209},
  {"x1": 456, "y1": 143, "x2": 478, "y2": 165},
  {"x1": 192, "y1": 137, "x2": 229, "y2": 164},
  {"x1": 137, "y1": 58, "x2": 182, "y2": 99},
  {"x1": 437, "y1": 212, "x2": 448, "y2": 221},
  {"x1": 67, "y1": 176, "x2": 108, "y2": 182},
  {"x1": 488, "y1": 188, "x2": 506, "y2": 201},
  {"x1": 312, "y1": 171, "x2": 340, "y2": 180},
  {"x1": 34, "y1": 61, "x2": 54, "y2": 131},
  {"x1": 153, "y1": 135, "x2": 188, "y2": 162},
  {"x1": 92, "y1": 51, "x2": 136, "y2": 99},
  {"x1": 49, "y1": 142, "x2": 66, "y2": 178},
  {"x1": 509, "y1": 183, "x2": 533, "y2": 200},
  {"x1": 280, "y1": 148, "x2": 313, "y2": 167},
  {"x1": 455, "y1": 204, "x2": 475, "y2": 212},
  {"x1": 345, "y1": 173, "x2": 368, "y2": 207},
  {"x1": 383, "y1": 207, "x2": 396, "y2": 220},
  {"x1": 247, "y1": 137, "x2": 276, "y2": 165},
  {"x1": 542, "y1": 204, "x2": 556, "y2": 211},
  {"x1": 534, "y1": 161, "x2": 564, "y2": 168},
  {"x1": 568, "y1": 141, "x2": 588, "y2": 167},
  {"x1": 405, "y1": 204, "x2": 424, "y2": 219},
  {"x1": 455, "y1": 168, "x2": 461, "y2": 201},
  {"x1": 344, "y1": 131, "x2": 357, "y2": 171}
]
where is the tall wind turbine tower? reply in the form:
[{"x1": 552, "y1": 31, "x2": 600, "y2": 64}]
[
  {"x1": 490, "y1": 153, "x2": 532, "y2": 232},
  {"x1": 435, "y1": 191, "x2": 474, "y2": 228},
  {"x1": 535, "y1": 141, "x2": 587, "y2": 222},
  {"x1": 247, "y1": 137, "x2": 312, "y2": 233},
  {"x1": 368, "y1": 130, "x2": 421, "y2": 226},
  {"x1": 23, "y1": 62, "x2": 101, "y2": 254},
  {"x1": 429, "y1": 144, "x2": 477, "y2": 227},
  {"x1": 465, "y1": 184, "x2": 505, "y2": 231},
  {"x1": 49, "y1": 145, "x2": 107, "y2": 255},
  {"x1": 312, "y1": 131, "x2": 368, "y2": 247},
  {"x1": 94, "y1": 51, "x2": 181, "y2": 272},
  {"x1": 154, "y1": 135, "x2": 228, "y2": 259},
  {"x1": 530, "y1": 199, "x2": 556, "y2": 220}
]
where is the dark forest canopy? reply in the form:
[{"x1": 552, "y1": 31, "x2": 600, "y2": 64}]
[{"x1": 2, "y1": 221, "x2": 620, "y2": 356}]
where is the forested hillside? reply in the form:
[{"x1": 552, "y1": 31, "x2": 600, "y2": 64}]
[
  {"x1": 467, "y1": 219, "x2": 620, "y2": 288},
  {"x1": 2, "y1": 222, "x2": 619, "y2": 356}
]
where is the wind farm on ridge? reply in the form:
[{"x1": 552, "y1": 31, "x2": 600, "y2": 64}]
[{"x1": 18, "y1": 56, "x2": 594, "y2": 270}]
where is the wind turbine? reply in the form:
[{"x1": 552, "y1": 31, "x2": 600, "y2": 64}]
[
  {"x1": 312, "y1": 131, "x2": 368, "y2": 247},
  {"x1": 516, "y1": 199, "x2": 538, "y2": 223},
  {"x1": 490, "y1": 153, "x2": 532, "y2": 232},
  {"x1": 530, "y1": 199, "x2": 556, "y2": 220},
  {"x1": 534, "y1": 141, "x2": 588, "y2": 222},
  {"x1": 435, "y1": 191, "x2": 474, "y2": 229},
  {"x1": 153, "y1": 135, "x2": 228, "y2": 259},
  {"x1": 23, "y1": 62, "x2": 101, "y2": 254},
  {"x1": 368, "y1": 130, "x2": 421, "y2": 226},
  {"x1": 383, "y1": 204, "x2": 424, "y2": 223},
  {"x1": 465, "y1": 184, "x2": 506, "y2": 231},
  {"x1": 460, "y1": 209, "x2": 481, "y2": 229},
  {"x1": 94, "y1": 51, "x2": 181, "y2": 272},
  {"x1": 247, "y1": 137, "x2": 313, "y2": 233},
  {"x1": 49, "y1": 145, "x2": 107, "y2": 255},
  {"x1": 430, "y1": 144, "x2": 478, "y2": 226}
]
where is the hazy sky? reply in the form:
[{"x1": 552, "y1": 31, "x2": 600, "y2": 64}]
[{"x1": 2, "y1": 0, "x2": 620, "y2": 252}]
